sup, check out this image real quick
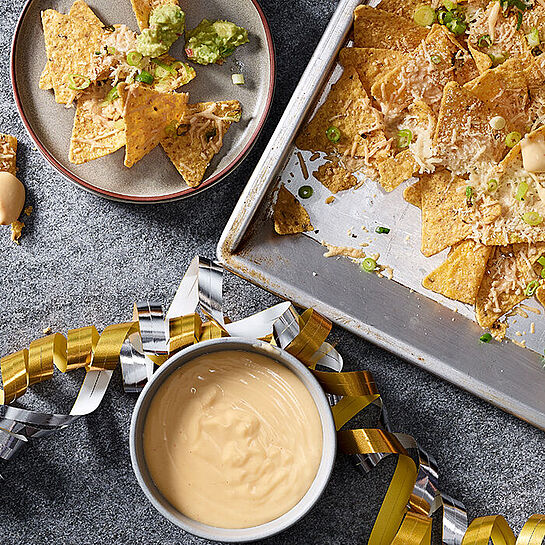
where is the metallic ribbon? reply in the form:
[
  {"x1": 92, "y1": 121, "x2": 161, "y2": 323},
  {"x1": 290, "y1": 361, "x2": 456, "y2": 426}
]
[{"x1": 0, "y1": 256, "x2": 542, "y2": 545}]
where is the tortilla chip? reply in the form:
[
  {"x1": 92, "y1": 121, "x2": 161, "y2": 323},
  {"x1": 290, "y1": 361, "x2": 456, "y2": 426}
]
[
  {"x1": 468, "y1": 43, "x2": 493, "y2": 74},
  {"x1": 490, "y1": 320, "x2": 507, "y2": 341},
  {"x1": 475, "y1": 243, "x2": 545, "y2": 328},
  {"x1": 0, "y1": 134, "x2": 17, "y2": 176},
  {"x1": 312, "y1": 162, "x2": 358, "y2": 193},
  {"x1": 535, "y1": 283, "x2": 545, "y2": 309},
  {"x1": 129, "y1": 0, "x2": 178, "y2": 30},
  {"x1": 69, "y1": 85, "x2": 126, "y2": 164},
  {"x1": 118, "y1": 83, "x2": 188, "y2": 168},
  {"x1": 161, "y1": 100, "x2": 241, "y2": 186},
  {"x1": 404, "y1": 179, "x2": 422, "y2": 207},
  {"x1": 372, "y1": 0, "x2": 430, "y2": 18},
  {"x1": 39, "y1": 0, "x2": 104, "y2": 91},
  {"x1": 422, "y1": 240, "x2": 493, "y2": 304},
  {"x1": 420, "y1": 170, "x2": 473, "y2": 257},
  {"x1": 296, "y1": 66, "x2": 384, "y2": 156},
  {"x1": 150, "y1": 56, "x2": 197, "y2": 92},
  {"x1": 353, "y1": 6, "x2": 428, "y2": 53},
  {"x1": 377, "y1": 149, "x2": 417, "y2": 193},
  {"x1": 338, "y1": 47, "x2": 408, "y2": 95},
  {"x1": 273, "y1": 185, "x2": 314, "y2": 235},
  {"x1": 433, "y1": 81, "x2": 506, "y2": 176},
  {"x1": 41, "y1": 9, "x2": 113, "y2": 104}
]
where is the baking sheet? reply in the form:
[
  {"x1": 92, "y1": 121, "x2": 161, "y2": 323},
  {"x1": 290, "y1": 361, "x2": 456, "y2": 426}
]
[{"x1": 217, "y1": 0, "x2": 545, "y2": 429}]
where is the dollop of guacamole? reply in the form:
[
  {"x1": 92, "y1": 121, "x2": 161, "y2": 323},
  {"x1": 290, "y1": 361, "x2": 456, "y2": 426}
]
[
  {"x1": 136, "y1": 5, "x2": 185, "y2": 58},
  {"x1": 185, "y1": 19, "x2": 249, "y2": 65}
]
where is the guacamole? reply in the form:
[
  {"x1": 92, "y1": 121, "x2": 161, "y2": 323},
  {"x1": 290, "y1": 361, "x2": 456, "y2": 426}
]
[
  {"x1": 136, "y1": 5, "x2": 185, "y2": 58},
  {"x1": 185, "y1": 19, "x2": 249, "y2": 65}
]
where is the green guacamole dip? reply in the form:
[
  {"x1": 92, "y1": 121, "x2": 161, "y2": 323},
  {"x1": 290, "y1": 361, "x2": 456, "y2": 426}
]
[
  {"x1": 185, "y1": 19, "x2": 249, "y2": 65},
  {"x1": 136, "y1": 5, "x2": 185, "y2": 58}
]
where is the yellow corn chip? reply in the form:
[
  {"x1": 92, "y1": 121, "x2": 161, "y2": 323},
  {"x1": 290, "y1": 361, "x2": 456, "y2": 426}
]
[
  {"x1": 353, "y1": 5, "x2": 428, "y2": 53},
  {"x1": 373, "y1": 0, "x2": 430, "y2": 18},
  {"x1": 69, "y1": 84, "x2": 126, "y2": 165},
  {"x1": 535, "y1": 282, "x2": 545, "y2": 309},
  {"x1": 338, "y1": 47, "x2": 408, "y2": 95},
  {"x1": 468, "y1": 43, "x2": 493, "y2": 74},
  {"x1": 377, "y1": 149, "x2": 417, "y2": 193},
  {"x1": 150, "y1": 56, "x2": 196, "y2": 93},
  {"x1": 161, "y1": 100, "x2": 241, "y2": 187},
  {"x1": 423, "y1": 240, "x2": 493, "y2": 304},
  {"x1": 420, "y1": 170, "x2": 473, "y2": 257},
  {"x1": 118, "y1": 83, "x2": 188, "y2": 168},
  {"x1": 312, "y1": 161, "x2": 358, "y2": 193},
  {"x1": 475, "y1": 243, "x2": 545, "y2": 328},
  {"x1": 129, "y1": 0, "x2": 178, "y2": 30},
  {"x1": 273, "y1": 185, "x2": 314, "y2": 235},
  {"x1": 404, "y1": 179, "x2": 422, "y2": 207},
  {"x1": 0, "y1": 134, "x2": 17, "y2": 176},
  {"x1": 296, "y1": 66, "x2": 384, "y2": 156}
]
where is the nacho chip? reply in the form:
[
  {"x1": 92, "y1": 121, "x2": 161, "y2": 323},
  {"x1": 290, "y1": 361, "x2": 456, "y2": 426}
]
[
  {"x1": 535, "y1": 282, "x2": 545, "y2": 309},
  {"x1": 150, "y1": 55, "x2": 196, "y2": 93},
  {"x1": 161, "y1": 100, "x2": 241, "y2": 186},
  {"x1": 373, "y1": 0, "x2": 430, "y2": 18},
  {"x1": 338, "y1": 47, "x2": 408, "y2": 95},
  {"x1": 296, "y1": 66, "x2": 384, "y2": 156},
  {"x1": 422, "y1": 240, "x2": 493, "y2": 304},
  {"x1": 377, "y1": 149, "x2": 417, "y2": 193},
  {"x1": 475, "y1": 243, "x2": 545, "y2": 328},
  {"x1": 404, "y1": 179, "x2": 422, "y2": 207},
  {"x1": 118, "y1": 83, "x2": 188, "y2": 168},
  {"x1": 420, "y1": 170, "x2": 473, "y2": 257},
  {"x1": 129, "y1": 0, "x2": 179, "y2": 30},
  {"x1": 468, "y1": 43, "x2": 493, "y2": 74},
  {"x1": 312, "y1": 162, "x2": 358, "y2": 193},
  {"x1": 39, "y1": 0, "x2": 104, "y2": 91},
  {"x1": 0, "y1": 134, "x2": 17, "y2": 176},
  {"x1": 69, "y1": 84, "x2": 126, "y2": 164},
  {"x1": 273, "y1": 185, "x2": 314, "y2": 235},
  {"x1": 353, "y1": 6, "x2": 428, "y2": 53},
  {"x1": 41, "y1": 8, "x2": 114, "y2": 104}
]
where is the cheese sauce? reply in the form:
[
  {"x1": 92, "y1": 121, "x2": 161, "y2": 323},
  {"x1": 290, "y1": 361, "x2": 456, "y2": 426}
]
[{"x1": 143, "y1": 350, "x2": 323, "y2": 529}]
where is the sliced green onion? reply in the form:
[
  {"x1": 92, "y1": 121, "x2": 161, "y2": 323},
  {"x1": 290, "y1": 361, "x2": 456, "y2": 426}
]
[
  {"x1": 430, "y1": 54, "x2": 443, "y2": 64},
  {"x1": 538, "y1": 256, "x2": 545, "y2": 268},
  {"x1": 151, "y1": 57, "x2": 175, "y2": 73},
  {"x1": 527, "y1": 27, "x2": 540, "y2": 48},
  {"x1": 489, "y1": 115, "x2": 506, "y2": 130},
  {"x1": 525, "y1": 279, "x2": 540, "y2": 296},
  {"x1": 487, "y1": 179, "x2": 499, "y2": 193},
  {"x1": 107, "y1": 46, "x2": 117, "y2": 55},
  {"x1": 376, "y1": 226, "x2": 391, "y2": 234},
  {"x1": 488, "y1": 52, "x2": 506, "y2": 67},
  {"x1": 466, "y1": 185, "x2": 474, "y2": 206},
  {"x1": 127, "y1": 50, "x2": 143, "y2": 67},
  {"x1": 361, "y1": 258, "x2": 377, "y2": 272},
  {"x1": 298, "y1": 185, "x2": 314, "y2": 199},
  {"x1": 165, "y1": 120, "x2": 178, "y2": 137},
  {"x1": 94, "y1": 50, "x2": 102, "y2": 55},
  {"x1": 67, "y1": 74, "x2": 91, "y2": 91},
  {"x1": 447, "y1": 19, "x2": 467, "y2": 35},
  {"x1": 232, "y1": 73, "x2": 245, "y2": 85},
  {"x1": 437, "y1": 10, "x2": 454, "y2": 25},
  {"x1": 479, "y1": 333, "x2": 492, "y2": 343},
  {"x1": 478, "y1": 34, "x2": 492, "y2": 47},
  {"x1": 326, "y1": 126, "x2": 341, "y2": 143},
  {"x1": 505, "y1": 131, "x2": 522, "y2": 148},
  {"x1": 397, "y1": 129, "x2": 413, "y2": 149},
  {"x1": 515, "y1": 181, "x2": 529, "y2": 201},
  {"x1": 442, "y1": 0, "x2": 456, "y2": 10},
  {"x1": 413, "y1": 5, "x2": 436, "y2": 26},
  {"x1": 522, "y1": 211, "x2": 543, "y2": 226},
  {"x1": 135, "y1": 70, "x2": 154, "y2": 84},
  {"x1": 101, "y1": 85, "x2": 119, "y2": 106}
]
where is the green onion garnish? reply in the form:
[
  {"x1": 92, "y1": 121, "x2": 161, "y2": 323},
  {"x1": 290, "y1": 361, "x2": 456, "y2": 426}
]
[
  {"x1": 127, "y1": 50, "x2": 143, "y2": 67},
  {"x1": 232, "y1": 73, "x2": 245, "y2": 85},
  {"x1": 135, "y1": 70, "x2": 154, "y2": 84},
  {"x1": 376, "y1": 226, "x2": 390, "y2": 234},
  {"x1": 466, "y1": 185, "x2": 474, "y2": 206},
  {"x1": 541, "y1": 268, "x2": 545, "y2": 279},
  {"x1": 107, "y1": 46, "x2": 117, "y2": 55},
  {"x1": 515, "y1": 181, "x2": 528, "y2": 201},
  {"x1": 361, "y1": 258, "x2": 377, "y2": 272},
  {"x1": 516, "y1": 11, "x2": 523, "y2": 30},
  {"x1": 538, "y1": 256, "x2": 545, "y2": 268},
  {"x1": 527, "y1": 27, "x2": 540, "y2": 48},
  {"x1": 505, "y1": 131, "x2": 521, "y2": 148},
  {"x1": 413, "y1": 5, "x2": 436, "y2": 26},
  {"x1": 446, "y1": 19, "x2": 467, "y2": 35},
  {"x1": 525, "y1": 279, "x2": 540, "y2": 296},
  {"x1": 151, "y1": 57, "x2": 175, "y2": 73},
  {"x1": 67, "y1": 74, "x2": 91, "y2": 91},
  {"x1": 478, "y1": 34, "x2": 492, "y2": 47},
  {"x1": 487, "y1": 179, "x2": 499, "y2": 193},
  {"x1": 298, "y1": 186, "x2": 314, "y2": 199},
  {"x1": 430, "y1": 54, "x2": 443, "y2": 64},
  {"x1": 326, "y1": 126, "x2": 341, "y2": 143},
  {"x1": 442, "y1": 0, "x2": 456, "y2": 10},
  {"x1": 101, "y1": 85, "x2": 119, "y2": 106},
  {"x1": 165, "y1": 120, "x2": 178, "y2": 137},
  {"x1": 396, "y1": 129, "x2": 413, "y2": 149},
  {"x1": 479, "y1": 333, "x2": 492, "y2": 343},
  {"x1": 437, "y1": 10, "x2": 454, "y2": 25},
  {"x1": 522, "y1": 211, "x2": 543, "y2": 226}
]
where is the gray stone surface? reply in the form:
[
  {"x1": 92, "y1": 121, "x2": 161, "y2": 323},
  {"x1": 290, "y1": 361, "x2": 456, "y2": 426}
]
[{"x1": 0, "y1": 1, "x2": 544, "y2": 544}]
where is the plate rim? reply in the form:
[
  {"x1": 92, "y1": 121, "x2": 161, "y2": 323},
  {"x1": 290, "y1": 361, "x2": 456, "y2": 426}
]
[{"x1": 10, "y1": 0, "x2": 276, "y2": 204}]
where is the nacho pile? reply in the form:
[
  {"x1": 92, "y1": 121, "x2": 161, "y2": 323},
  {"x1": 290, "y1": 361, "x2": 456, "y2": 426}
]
[
  {"x1": 40, "y1": 0, "x2": 241, "y2": 187},
  {"x1": 275, "y1": 0, "x2": 545, "y2": 341}
]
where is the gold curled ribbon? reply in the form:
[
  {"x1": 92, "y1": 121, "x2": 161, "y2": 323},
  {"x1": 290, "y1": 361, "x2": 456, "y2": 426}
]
[{"x1": 285, "y1": 308, "x2": 331, "y2": 367}]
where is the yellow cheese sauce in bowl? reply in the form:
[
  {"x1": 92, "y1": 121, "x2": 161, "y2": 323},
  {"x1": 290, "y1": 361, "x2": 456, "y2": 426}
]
[{"x1": 130, "y1": 338, "x2": 336, "y2": 542}]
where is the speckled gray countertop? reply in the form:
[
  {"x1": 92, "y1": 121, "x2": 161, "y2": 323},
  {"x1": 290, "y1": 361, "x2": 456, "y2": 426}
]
[{"x1": 0, "y1": 1, "x2": 544, "y2": 544}]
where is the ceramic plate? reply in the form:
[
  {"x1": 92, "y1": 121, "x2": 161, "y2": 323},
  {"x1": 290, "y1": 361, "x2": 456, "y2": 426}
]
[{"x1": 11, "y1": 0, "x2": 275, "y2": 203}]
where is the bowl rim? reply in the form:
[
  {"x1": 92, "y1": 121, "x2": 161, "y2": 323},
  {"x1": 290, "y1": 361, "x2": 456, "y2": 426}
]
[
  {"x1": 10, "y1": 0, "x2": 276, "y2": 204},
  {"x1": 130, "y1": 337, "x2": 337, "y2": 542}
]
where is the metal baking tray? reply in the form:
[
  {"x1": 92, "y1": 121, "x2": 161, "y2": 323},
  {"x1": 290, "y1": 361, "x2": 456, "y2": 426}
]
[{"x1": 217, "y1": 0, "x2": 545, "y2": 429}]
